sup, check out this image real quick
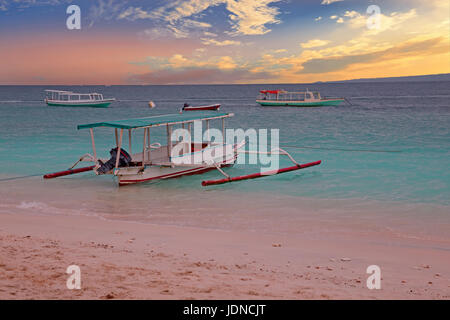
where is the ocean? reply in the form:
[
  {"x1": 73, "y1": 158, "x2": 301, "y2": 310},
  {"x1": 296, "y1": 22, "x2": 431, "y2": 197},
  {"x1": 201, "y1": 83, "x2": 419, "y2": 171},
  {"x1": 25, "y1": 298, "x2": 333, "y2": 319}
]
[{"x1": 0, "y1": 82, "x2": 449, "y2": 239}]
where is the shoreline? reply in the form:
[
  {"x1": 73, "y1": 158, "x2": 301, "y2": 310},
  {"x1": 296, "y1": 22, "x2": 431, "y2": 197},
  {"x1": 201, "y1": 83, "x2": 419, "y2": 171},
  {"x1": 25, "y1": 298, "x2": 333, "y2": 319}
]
[
  {"x1": 1, "y1": 175, "x2": 450, "y2": 242},
  {"x1": 1, "y1": 211, "x2": 449, "y2": 299}
]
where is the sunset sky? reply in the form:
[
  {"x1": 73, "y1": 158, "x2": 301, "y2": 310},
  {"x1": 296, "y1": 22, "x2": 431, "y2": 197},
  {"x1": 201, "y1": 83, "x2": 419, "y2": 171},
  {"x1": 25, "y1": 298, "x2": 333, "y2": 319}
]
[{"x1": 0, "y1": 0, "x2": 449, "y2": 84}]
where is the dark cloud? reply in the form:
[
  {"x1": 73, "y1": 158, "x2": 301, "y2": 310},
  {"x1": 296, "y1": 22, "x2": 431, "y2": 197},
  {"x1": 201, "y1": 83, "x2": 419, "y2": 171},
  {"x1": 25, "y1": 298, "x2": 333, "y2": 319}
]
[
  {"x1": 299, "y1": 52, "x2": 378, "y2": 74},
  {"x1": 127, "y1": 67, "x2": 273, "y2": 84},
  {"x1": 298, "y1": 37, "x2": 445, "y2": 74}
]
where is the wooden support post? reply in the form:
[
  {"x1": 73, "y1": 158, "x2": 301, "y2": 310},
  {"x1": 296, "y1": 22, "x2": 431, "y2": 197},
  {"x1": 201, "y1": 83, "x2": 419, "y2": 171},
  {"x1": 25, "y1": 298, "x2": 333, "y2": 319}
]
[
  {"x1": 147, "y1": 127, "x2": 151, "y2": 162},
  {"x1": 206, "y1": 120, "x2": 210, "y2": 142},
  {"x1": 166, "y1": 124, "x2": 172, "y2": 159},
  {"x1": 115, "y1": 129, "x2": 123, "y2": 172},
  {"x1": 128, "y1": 129, "x2": 132, "y2": 154},
  {"x1": 222, "y1": 118, "x2": 226, "y2": 162},
  {"x1": 222, "y1": 118, "x2": 225, "y2": 143},
  {"x1": 89, "y1": 128, "x2": 97, "y2": 162},
  {"x1": 142, "y1": 128, "x2": 147, "y2": 166}
]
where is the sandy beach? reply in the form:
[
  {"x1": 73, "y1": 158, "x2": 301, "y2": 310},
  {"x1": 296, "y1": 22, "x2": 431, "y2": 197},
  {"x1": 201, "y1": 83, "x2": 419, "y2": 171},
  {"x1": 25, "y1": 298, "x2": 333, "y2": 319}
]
[{"x1": 1, "y1": 211, "x2": 448, "y2": 299}]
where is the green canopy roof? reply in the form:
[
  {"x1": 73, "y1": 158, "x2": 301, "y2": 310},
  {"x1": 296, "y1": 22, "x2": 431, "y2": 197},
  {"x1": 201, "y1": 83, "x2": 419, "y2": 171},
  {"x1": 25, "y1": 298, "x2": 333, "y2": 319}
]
[{"x1": 77, "y1": 112, "x2": 233, "y2": 130}]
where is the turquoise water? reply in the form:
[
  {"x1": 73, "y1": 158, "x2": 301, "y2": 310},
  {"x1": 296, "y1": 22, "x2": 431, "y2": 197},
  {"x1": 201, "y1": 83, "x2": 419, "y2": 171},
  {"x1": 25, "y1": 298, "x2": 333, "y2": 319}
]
[{"x1": 0, "y1": 83, "x2": 449, "y2": 236}]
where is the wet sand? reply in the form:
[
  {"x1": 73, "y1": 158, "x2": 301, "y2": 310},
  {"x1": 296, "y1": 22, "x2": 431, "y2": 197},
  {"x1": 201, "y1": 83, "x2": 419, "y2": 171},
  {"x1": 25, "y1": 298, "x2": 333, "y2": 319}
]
[{"x1": 0, "y1": 212, "x2": 449, "y2": 299}]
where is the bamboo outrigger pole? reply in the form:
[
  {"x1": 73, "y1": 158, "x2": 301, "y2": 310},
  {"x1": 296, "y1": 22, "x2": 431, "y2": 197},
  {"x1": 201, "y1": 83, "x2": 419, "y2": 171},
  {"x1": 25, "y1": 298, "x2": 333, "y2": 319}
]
[{"x1": 202, "y1": 160, "x2": 321, "y2": 186}]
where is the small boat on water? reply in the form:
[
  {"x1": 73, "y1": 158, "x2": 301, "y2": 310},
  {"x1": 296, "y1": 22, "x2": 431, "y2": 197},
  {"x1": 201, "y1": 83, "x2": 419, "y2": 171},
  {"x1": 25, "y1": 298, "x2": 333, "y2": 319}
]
[
  {"x1": 43, "y1": 111, "x2": 321, "y2": 186},
  {"x1": 44, "y1": 90, "x2": 115, "y2": 108},
  {"x1": 256, "y1": 89, "x2": 344, "y2": 107},
  {"x1": 182, "y1": 103, "x2": 221, "y2": 111}
]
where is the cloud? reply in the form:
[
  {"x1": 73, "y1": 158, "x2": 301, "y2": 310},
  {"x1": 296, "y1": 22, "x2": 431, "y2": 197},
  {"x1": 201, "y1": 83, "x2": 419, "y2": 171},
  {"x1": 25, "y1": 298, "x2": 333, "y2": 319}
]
[
  {"x1": 89, "y1": 0, "x2": 127, "y2": 27},
  {"x1": 127, "y1": 67, "x2": 271, "y2": 84},
  {"x1": 343, "y1": 10, "x2": 359, "y2": 18},
  {"x1": 119, "y1": 0, "x2": 282, "y2": 37},
  {"x1": 216, "y1": 56, "x2": 238, "y2": 69},
  {"x1": 0, "y1": 0, "x2": 71, "y2": 11},
  {"x1": 332, "y1": 8, "x2": 417, "y2": 35},
  {"x1": 159, "y1": 0, "x2": 223, "y2": 22},
  {"x1": 201, "y1": 38, "x2": 241, "y2": 46},
  {"x1": 183, "y1": 19, "x2": 212, "y2": 28},
  {"x1": 130, "y1": 53, "x2": 241, "y2": 72},
  {"x1": 298, "y1": 37, "x2": 446, "y2": 74},
  {"x1": 138, "y1": 27, "x2": 172, "y2": 40},
  {"x1": 300, "y1": 39, "x2": 330, "y2": 48},
  {"x1": 225, "y1": 0, "x2": 282, "y2": 35},
  {"x1": 168, "y1": 54, "x2": 190, "y2": 68},
  {"x1": 118, "y1": 6, "x2": 153, "y2": 20},
  {"x1": 321, "y1": 0, "x2": 343, "y2": 5}
]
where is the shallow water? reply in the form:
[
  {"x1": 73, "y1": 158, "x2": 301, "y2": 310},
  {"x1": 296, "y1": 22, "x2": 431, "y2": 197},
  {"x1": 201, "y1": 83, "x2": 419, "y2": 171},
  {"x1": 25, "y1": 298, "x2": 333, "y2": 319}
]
[{"x1": 0, "y1": 82, "x2": 449, "y2": 236}]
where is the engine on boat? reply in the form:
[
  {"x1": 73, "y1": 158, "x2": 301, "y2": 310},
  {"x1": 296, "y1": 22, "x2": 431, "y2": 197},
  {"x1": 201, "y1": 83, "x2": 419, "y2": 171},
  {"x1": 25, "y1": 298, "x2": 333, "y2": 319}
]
[{"x1": 96, "y1": 147, "x2": 132, "y2": 174}]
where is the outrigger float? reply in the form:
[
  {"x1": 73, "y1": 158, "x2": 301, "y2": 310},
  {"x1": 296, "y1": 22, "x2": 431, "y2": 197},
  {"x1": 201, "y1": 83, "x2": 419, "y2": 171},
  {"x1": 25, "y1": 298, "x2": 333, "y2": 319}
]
[
  {"x1": 43, "y1": 112, "x2": 321, "y2": 186},
  {"x1": 256, "y1": 89, "x2": 344, "y2": 107}
]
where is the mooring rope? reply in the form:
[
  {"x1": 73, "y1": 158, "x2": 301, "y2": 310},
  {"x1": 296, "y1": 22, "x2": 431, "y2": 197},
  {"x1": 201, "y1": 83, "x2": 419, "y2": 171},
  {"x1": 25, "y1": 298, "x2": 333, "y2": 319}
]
[
  {"x1": 246, "y1": 143, "x2": 402, "y2": 153},
  {"x1": 0, "y1": 174, "x2": 43, "y2": 182},
  {"x1": 281, "y1": 145, "x2": 402, "y2": 153}
]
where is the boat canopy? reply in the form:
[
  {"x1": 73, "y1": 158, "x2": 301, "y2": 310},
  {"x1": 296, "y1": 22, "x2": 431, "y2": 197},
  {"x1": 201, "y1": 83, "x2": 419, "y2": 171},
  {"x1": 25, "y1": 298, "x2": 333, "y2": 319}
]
[
  {"x1": 259, "y1": 90, "x2": 285, "y2": 94},
  {"x1": 77, "y1": 112, "x2": 233, "y2": 130},
  {"x1": 45, "y1": 90, "x2": 72, "y2": 93}
]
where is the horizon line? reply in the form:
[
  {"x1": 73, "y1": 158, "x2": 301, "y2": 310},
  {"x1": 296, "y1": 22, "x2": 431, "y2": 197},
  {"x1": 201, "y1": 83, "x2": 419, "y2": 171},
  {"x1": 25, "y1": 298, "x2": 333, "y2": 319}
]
[{"x1": 1, "y1": 73, "x2": 449, "y2": 86}]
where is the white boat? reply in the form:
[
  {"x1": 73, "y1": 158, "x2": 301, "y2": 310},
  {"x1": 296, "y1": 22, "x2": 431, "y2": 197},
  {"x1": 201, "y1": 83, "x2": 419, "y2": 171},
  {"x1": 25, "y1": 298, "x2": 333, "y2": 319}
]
[
  {"x1": 44, "y1": 90, "x2": 115, "y2": 108},
  {"x1": 43, "y1": 112, "x2": 321, "y2": 186},
  {"x1": 256, "y1": 89, "x2": 344, "y2": 107}
]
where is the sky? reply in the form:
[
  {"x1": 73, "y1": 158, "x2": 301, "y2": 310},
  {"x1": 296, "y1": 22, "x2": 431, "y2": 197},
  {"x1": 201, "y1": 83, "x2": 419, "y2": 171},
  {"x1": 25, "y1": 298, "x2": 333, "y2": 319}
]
[{"x1": 0, "y1": 0, "x2": 449, "y2": 84}]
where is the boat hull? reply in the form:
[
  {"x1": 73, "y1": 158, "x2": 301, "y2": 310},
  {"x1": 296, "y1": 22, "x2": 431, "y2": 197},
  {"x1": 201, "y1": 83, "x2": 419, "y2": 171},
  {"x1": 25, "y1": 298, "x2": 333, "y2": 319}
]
[
  {"x1": 46, "y1": 99, "x2": 114, "y2": 108},
  {"x1": 183, "y1": 104, "x2": 220, "y2": 111},
  {"x1": 116, "y1": 141, "x2": 243, "y2": 186},
  {"x1": 117, "y1": 165, "x2": 221, "y2": 186},
  {"x1": 256, "y1": 99, "x2": 344, "y2": 107}
]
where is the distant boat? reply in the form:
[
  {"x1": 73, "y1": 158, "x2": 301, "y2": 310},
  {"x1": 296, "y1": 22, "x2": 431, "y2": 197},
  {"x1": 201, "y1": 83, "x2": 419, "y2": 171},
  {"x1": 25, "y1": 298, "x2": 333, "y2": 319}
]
[
  {"x1": 256, "y1": 89, "x2": 344, "y2": 107},
  {"x1": 44, "y1": 90, "x2": 115, "y2": 108},
  {"x1": 182, "y1": 103, "x2": 220, "y2": 111}
]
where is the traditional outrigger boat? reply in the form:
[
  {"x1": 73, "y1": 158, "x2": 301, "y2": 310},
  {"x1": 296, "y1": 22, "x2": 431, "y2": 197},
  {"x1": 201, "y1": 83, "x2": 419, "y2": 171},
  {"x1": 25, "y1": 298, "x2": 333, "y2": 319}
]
[
  {"x1": 256, "y1": 89, "x2": 344, "y2": 107},
  {"x1": 43, "y1": 112, "x2": 321, "y2": 186},
  {"x1": 44, "y1": 90, "x2": 115, "y2": 108}
]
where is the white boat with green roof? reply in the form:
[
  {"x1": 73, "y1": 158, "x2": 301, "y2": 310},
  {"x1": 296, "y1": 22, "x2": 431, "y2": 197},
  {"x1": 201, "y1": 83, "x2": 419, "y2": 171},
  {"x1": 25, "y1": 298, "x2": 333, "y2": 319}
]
[
  {"x1": 44, "y1": 90, "x2": 115, "y2": 108},
  {"x1": 256, "y1": 89, "x2": 344, "y2": 107}
]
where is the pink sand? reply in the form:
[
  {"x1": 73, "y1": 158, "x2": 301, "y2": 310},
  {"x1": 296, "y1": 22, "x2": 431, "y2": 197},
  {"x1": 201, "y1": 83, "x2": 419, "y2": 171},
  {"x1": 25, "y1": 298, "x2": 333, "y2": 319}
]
[{"x1": 0, "y1": 211, "x2": 449, "y2": 299}]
